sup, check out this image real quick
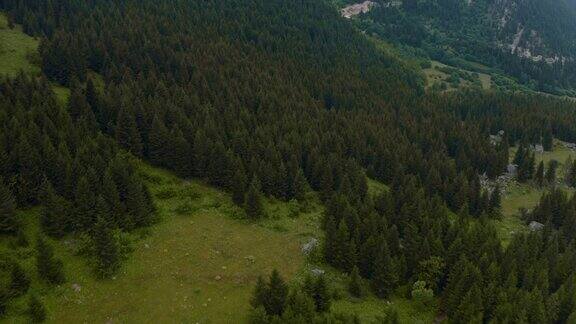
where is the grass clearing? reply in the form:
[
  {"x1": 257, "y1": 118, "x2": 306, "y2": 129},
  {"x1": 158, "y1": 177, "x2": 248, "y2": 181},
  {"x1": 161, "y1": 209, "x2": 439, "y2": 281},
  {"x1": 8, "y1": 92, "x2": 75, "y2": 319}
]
[
  {"x1": 367, "y1": 178, "x2": 389, "y2": 197},
  {"x1": 3, "y1": 164, "x2": 310, "y2": 323},
  {"x1": 497, "y1": 141, "x2": 576, "y2": 245},
  {"x1": 0, "y1": 13, "x2": 40, "y2": 77},
  {"x1": 2, "y1": 163, "x2": 430, "y2": 323},
  {"x1": 333, "y1": 296, "x2": 436, "y2": 323},
  {"x1": 423, "y1": 61, "x2": 492, "y2": 92}
]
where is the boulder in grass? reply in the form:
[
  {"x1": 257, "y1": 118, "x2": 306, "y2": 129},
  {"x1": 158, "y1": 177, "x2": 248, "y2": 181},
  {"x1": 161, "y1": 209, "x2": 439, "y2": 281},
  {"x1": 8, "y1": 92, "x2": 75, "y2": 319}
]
[
  {"x1": 529, "y1": 221, "x2": 544, "y2": 231},
  {"x1": 311, "y1": 268, "x2": 325, "y2": 276},
  {"x1": 302, "y1": 238, "x2": 318, "y2": 255}
]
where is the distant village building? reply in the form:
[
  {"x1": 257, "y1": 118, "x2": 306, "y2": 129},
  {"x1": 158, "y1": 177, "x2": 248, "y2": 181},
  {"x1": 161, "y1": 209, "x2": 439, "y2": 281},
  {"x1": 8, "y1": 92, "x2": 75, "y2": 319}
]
[{"x1": 529, "y1": 221, "x2": 544, "y2": 231}]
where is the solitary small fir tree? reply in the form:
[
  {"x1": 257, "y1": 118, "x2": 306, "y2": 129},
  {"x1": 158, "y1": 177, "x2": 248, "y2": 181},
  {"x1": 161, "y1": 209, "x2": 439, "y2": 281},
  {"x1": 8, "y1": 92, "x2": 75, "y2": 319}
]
[
  {"x1": 535, "y1": 161, "x2": 545, "y2": 187},
  {"x1": 28, "y1": 294, "x2": 47, "y2": 323},
  {"x1": 313, "y1": 275, "x2": 331, "y2": 313},
  {"x1": 349, "y1": 266, "x2": 363, "y2": 298},
  {"x1": 0, "y1": 177, "x2": 18, "y2": 235},
  {"x1": 93, "y1": 198, "x2": 121, "y2": 278},
  {"x1": 0, "y1": 286, "x2": 9, "y2": 316},
  {"x1": 245, "y1": 177, "x2": 265, "y2": 219},
  {"x1": 232, "y1": 169, "x2": 248, "y2": 206},
  {"x1": 36, "y1": 236, "x2": 65, "y2": 284},
  {"x1": 10, "y1": 263, "x2": 30, "y2": 296},
  {"x1": 267, "y1": 269, "x2": 288, "y2": 316}
]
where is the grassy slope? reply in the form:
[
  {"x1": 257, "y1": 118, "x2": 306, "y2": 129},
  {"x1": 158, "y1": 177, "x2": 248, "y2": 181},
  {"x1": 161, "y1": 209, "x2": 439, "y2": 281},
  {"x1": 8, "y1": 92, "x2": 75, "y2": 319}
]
[
  {"x1": 0, "y1": 12, "x2": 70, "y2": 103},
  {"x1": 423, "y1": 61, "x2": 492, "y2": 92},
  {"x1": 497, "y1": 140, "x2": 576, "y2": 245},
  {"x1": 45, "y1": 164, "x2": 313, "y2": 323},
  {"x1": 0, "y1": 13, "x2": 39, "y2": 77},
  {"x1": 2, "y1": 163, "x2": 432, "y2": 323}
]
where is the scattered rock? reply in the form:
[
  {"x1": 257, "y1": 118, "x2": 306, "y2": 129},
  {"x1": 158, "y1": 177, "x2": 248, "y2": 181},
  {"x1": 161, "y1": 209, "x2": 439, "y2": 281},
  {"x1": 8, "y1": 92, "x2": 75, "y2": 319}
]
[
  {"x1": 302, "y1": 238, "x2": 319, "y2": 255},
  {"x1": 311, "y1": 268, "x2": 325, "y2": 276},
  {"x1": 215, "y1": 275, "x2": 222, "y2": 281},
  {"x1": 529, "y1": 221, "x2": 544, "y2": 231},
  {"x1": 341, "y1": 1, "x2": 375, "y2": 19},
  {"x1": 221, "y1": 266, "x2": 227, "y2": 270},
  {"x1": 71, "y1": 283, "x2": 82, "y2": 293},
  {"x1": 144, "y1": 243, "x2": 150, "y2": 249},
  {"x1": 244, "y1": 255, "x2": 256, "y2": 263}
]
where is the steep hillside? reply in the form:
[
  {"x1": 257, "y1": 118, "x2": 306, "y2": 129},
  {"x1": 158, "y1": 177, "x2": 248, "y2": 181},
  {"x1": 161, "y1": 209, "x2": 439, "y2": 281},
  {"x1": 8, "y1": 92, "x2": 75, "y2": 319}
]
[
  {"x1": 343, "y1": 0, "x2": 576, "y2": 95},
  {"x1": 5, "y1": 0, "x2": 576, "y2": 323}
]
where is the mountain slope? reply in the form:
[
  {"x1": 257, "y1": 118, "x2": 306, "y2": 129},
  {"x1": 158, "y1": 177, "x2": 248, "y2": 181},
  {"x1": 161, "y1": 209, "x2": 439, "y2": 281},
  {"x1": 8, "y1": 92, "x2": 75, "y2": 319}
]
[
  {"x1": 5, "y1": 0, "x2": 576, "y2": 323},
  {"x1": 345, "y1": 0, "x2": 576, "y2": 94}
]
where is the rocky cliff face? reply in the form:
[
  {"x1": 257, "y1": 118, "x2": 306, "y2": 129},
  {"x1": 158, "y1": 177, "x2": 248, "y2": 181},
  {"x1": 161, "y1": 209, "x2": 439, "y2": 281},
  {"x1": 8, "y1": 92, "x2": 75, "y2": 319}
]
[{"x1": 489, "y1": 0, "x2": 576, "y2": 64}]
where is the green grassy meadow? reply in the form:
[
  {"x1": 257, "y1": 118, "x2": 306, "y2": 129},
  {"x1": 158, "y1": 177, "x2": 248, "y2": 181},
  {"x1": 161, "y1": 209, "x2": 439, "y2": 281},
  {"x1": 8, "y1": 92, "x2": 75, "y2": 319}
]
[
  {"x1": 0, "y1": 13, "x2": 40, "y2": 77},
  {"x1": 496, "y1": 141, "x2": 576, "y2": 245},
  {"x1": 1, "y1": 162, "x2": 434, "y2": 323}
]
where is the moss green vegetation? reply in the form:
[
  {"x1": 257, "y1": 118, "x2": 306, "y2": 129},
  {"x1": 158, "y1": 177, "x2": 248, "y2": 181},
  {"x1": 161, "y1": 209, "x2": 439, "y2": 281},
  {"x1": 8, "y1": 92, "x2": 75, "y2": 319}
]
[
  {"x1": 0, "y1": 13, "x2": 40, "y2": 77},
  {"x1": 496, "y1": 182, "x2": 540, "y2": 245},
  {"x1": 367, "y1": 178, "x2": 389, "y2": 197},
  {"x1": 0, "y1": 11, "x2": 71, "y2": 104},
  {"x1": 423, "y1": 61, "x2": 492, "y2": 92}
]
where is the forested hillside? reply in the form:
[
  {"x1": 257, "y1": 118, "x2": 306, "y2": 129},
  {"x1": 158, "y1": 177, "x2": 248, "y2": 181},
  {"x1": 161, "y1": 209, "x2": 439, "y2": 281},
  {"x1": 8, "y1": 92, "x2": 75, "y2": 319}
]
[
  {"x1": 346, "y1": 0, "x2": 576, "y2": 95},
  {"x1": 2, "y1": 0, "x2": 576, "y2": 322}
]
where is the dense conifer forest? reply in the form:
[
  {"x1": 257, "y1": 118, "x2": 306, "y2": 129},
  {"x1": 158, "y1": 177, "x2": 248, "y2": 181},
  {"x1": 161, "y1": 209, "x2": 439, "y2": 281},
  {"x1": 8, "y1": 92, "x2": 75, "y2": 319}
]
[{"x1": 2, "y1": 0, "x2": 576, "y2": 322}]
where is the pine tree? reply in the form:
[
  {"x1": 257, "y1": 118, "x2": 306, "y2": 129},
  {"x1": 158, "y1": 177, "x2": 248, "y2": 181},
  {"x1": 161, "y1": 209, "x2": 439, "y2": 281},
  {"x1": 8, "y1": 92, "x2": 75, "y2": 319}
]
[
  {"x1": 379, "y1": 307, "x2": 400, "y2": 324},
  {"x1": 489, "y1": 186, "x2": 502, "y2": 219},
  {"x1": 372, "y1": 241, "x2": 397, "y2": 298},
  {"x1": 102, "y1": 169, "x2": 123, "y2": 226},
  {"x1": 0, "y1": 286, "x2": 9, "y2": 316},
  {"x1": 453, "y1": 285, "x2": 484, "y2": 323},
  {"x1": 251, "y1": 276, "x2": 268, "y2": 309},
  {"x1": 546, "y1": 160, "x2": 559, "y2": 185},
  {"x1": 292, "y1": 168, "x2": 308, "y2": 202},
  {"x1": 148, "y1": 115, "x2": 169, "y2": 166},
  {"x1": 267, "y1": 269, "x2": 288, "y2": 316},
  {"x1": 247, "y1": 306, "x2": 269, "y2": 324},
  {"x1": 74, "y1": 176, "x2": 96, "y2": 232},
  {"x1": 28, "y1": 294, "x2": 47, "y2": 323},
  {"x1": 566, "y1": 160, "x2": 576, "y2": 187},
  {"x1": 115, "y1": 106, "x2": 143, "y2": 156},
  {"x1": 543, "y1": 131, "x2": 554, "y2": 152},
  {"x1": 0, "y1": 177, "x2": 18, "y2": 235},
  {"x1": 349, "y1": 266, "x2": 363, "y2": 298},
  {"x1": 36, "y1": 236, "x2": 65, "y2": 284},
  {"x1": 313, "y1": 275, "x2": 331, "y2": 313},
  {"x1": 125, "y1": 177, "x2": 155, "y2": 229},
  {"x1": 10, "y1": 262, "x2": 30, "y2": 296},
  {"x1": 332, "y1": 219, "x2": 356, "y2": 272},
  {"x1": 282, "y1": 290, "x2": 316, "y2": 322},
  {"x1": 40, "y1": 181, "x2": 71, "y2": 237},
  {"x1": 232, "y1": 169, "x2": 248, "y2": 206},
  {"x1": 535, "y1": 161, "x2": 545, "y2": 187},
  {"x1": 92, "y1": 198, "x2": 121, "y2": 278},
  {"x1": 245, "y1": 177, "x2": 265, "y2": 219}
]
